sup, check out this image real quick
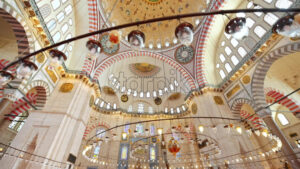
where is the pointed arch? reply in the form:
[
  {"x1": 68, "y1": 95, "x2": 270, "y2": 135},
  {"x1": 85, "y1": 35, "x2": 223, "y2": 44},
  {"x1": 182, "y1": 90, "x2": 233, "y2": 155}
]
[{"x1": 251, "y1": 42, "x2": 300, "y2": 117}]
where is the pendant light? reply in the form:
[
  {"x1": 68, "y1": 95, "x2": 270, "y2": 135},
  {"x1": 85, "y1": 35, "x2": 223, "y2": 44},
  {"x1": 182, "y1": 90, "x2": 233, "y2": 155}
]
[
  {"x1": 49, "y1": 49, "x2": 67, "y2": 67},
  {"x1": 175, "y1": 22, "x2": 194, "y2": 46},
  {"x1": 0, "y1": 71, "x2": 14, "y2": 86},
  {"x1": 16, "y1": 60, "x2": 38, "y2": 79},
  {"x1": 225, "y1": 17, "x2": 249, "y2": 40},
  {"x1": 86, "y1": 39, "x2": 102, "y2": 54},
  {"x1": 272, "y1": 13, "x2": 300, "y2": 38},
  {"x1": 128, "y1": 30, "x2": 145, "y2": 50}
]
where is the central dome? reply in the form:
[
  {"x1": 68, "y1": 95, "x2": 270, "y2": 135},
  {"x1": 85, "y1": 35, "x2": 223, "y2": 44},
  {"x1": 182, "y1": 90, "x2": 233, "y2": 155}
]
[{"x1": 100, "y1": 0, "x2": 207, "y2": 49}]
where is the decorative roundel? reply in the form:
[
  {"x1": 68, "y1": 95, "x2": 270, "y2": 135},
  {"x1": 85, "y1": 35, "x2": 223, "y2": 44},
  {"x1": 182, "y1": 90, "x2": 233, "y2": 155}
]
[
  {"x1": 99, "y1": 33, "x2": 120, "y2": 55},
  {"x1": 191, "y1": 103, "x2": 197, "y2": 114},
  {"x1": 175, "y1": 45, "x2": 194, "y2": 64},
  {"x1": 154, "y1": 97, "x2": 162, "y2": 105},
  {"x1": 121, "y1": 94, "x2": 128, "y2": 102}
]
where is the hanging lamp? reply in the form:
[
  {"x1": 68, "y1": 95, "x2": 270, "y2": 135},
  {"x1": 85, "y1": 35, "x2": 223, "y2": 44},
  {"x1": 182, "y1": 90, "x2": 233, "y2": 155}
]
[
  {"x1": 0, "y1": 71, "x2": 14, "y2": 86},
  {"x1": 86, "y1": 39, "x2": 102, "y2": 54},
  {"x1": 49, "y1": 49, "x2": 67, "y2": 67},
  {"x1": 175, "y1": 22, "x2": 194, "y2": 46},
  {"x1": 128, "y1": 30, "x2": 145, "y2": 50},
  {"x1": 225, "y1": 17, "x2": 249, "y2": 40},
  {"x1": 272, "y1": 13, "x2": 300, "y2": 38},
  {"x1": 16, "y1": 60, "x2": 38, "y2": 79}
]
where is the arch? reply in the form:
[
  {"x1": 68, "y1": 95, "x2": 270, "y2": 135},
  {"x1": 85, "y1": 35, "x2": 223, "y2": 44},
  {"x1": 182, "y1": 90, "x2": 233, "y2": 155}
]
[
  {"x1": 231, "y1": 98, "x2": 255, "y2": 114},
  {"x1": 0, "y1": 1, "x2": 34, "y2": 56},
  {"x1": 265, "y1": 88, "x2": 300, "y2": 118},
  {"x1": 195, "y1": 0, "x2": 226, "y2": 86},
  {"x1": 230, "y1": 98, "x2": 263, "y2": 129},
  {"x1": 251, "y1": 42, "x2": 300, "y2": 114},
  {"x1": 5, "y1": 92, "x2": 37, "y2": 121},
  {"x1": 22, "y1": 80, "x2": 50, "y2": 109},
  {"x1": 83, "y1": 121, "x2": 110, "y2": 139},
  {"x1": 93, "y1": 51, "x2": 197, "y2": 89}
]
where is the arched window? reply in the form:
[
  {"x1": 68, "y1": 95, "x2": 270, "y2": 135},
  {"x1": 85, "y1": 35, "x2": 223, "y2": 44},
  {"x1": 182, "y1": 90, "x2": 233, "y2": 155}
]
[
  {"x1": 51, "y1": 0, "x2": 60, "y2": 10},
  {"x1": 219, "y1": 70, "x2": 226, "y2": 79},
  {"x1": 225, "y1": 63, "x2": 232, "y2": 73},
  {"x1": 275, "y1": 0, "x2": 293, "y2": 9},
  {"x1": 254, "y1": 26, "x2": 267, "y2": 38},
  {"x1": 231, "y1": 55, "x2": 239, "y2": 65},
  {"x1": 47, "y1": 19, "x2": 57, "y2": 31},
  {"x1": 277, "y1": 113, "x2": 289, "y2": 126}
]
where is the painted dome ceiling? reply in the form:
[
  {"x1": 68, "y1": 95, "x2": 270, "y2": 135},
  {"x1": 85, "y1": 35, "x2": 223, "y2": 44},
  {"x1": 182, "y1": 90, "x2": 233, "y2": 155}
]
[{"x1": 99, "y1": 0, "x2": 208, "y2": 49}]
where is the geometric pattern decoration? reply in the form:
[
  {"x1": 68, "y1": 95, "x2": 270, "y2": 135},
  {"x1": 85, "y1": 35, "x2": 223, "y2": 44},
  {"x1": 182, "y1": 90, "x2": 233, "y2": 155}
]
[
  {"x1": 252, "y1": 42, "x2": 300, "y2": 117},
  {"x1": 5, "y1": 92, "x2": 37, "y2": 121},
  {"x1": 265, "y1": 88, "x2": 300, "y2": 118},
  {"x1": 175, "y1": 45, "x2": 195, "y2": 64},
  {"x1": 195, "y1": 0, "x2": 226, "y2": 87},
  {"x1": 93, "y1": 51, "x2": 197, "y2": 89}
]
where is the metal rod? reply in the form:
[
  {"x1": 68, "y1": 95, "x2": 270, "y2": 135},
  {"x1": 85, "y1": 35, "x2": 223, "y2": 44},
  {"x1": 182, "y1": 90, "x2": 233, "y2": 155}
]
[{"x1": 2, "y1": 8, "x2": 300, "y2": 71}]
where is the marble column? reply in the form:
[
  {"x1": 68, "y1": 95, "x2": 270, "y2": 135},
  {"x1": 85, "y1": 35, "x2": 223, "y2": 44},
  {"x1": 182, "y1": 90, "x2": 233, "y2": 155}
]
[
  {"x1": 0, "y1": 78, "x2": 95, "y2": 169},
  {"x1": 260, "y1": 110, "x2": 300, "y2": 169}
]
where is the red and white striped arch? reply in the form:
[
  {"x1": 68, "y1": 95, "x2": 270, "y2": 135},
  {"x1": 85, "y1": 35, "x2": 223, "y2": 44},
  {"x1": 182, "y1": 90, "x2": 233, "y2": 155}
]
[
  {"x1": 5, "y1": 92, "x2": 37, "y2": 121},
  {"x1": 0, "y1": 1, "x2": 34, "y2": 56},
  {"x1": 265, "y1": 88, "x2": 300, "y2": 117},
  {"x1": 231, "y1": 98, "x2": 263, "y2": 129},
  {"x1": 82, "y1": 0, "x2": 101, "y2": 74},
  {"x1": 93, "y1": 51, "x2": 197, "y2": 89},
  {"x1": 83, "y1": 121, "x2": 110, "y2": 139},
  {"x1": 195, "y1": 0, "x2": 226, "y2": 86}
]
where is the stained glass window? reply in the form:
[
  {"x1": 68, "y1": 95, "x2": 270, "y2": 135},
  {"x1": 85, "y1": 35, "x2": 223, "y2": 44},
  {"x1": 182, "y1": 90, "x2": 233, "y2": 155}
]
[
  {"x1": 150, "y1": 147, "x2": 156, "y2": 160},
  {"x1": 121, "y1": 146, "x2": 128, "y2": 160},
  {"x1": 96, "y1": 128, "x2": 106, "y2": 139},
  {"x1": 136, "y1": 124, "x2": 144, "y2": 134}
]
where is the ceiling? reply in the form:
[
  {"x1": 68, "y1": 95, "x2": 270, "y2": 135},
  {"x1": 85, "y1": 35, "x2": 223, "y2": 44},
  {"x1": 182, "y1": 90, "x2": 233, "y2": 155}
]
[{"x1": 99, "y1": 0, "x2": 207, "y2": 49}]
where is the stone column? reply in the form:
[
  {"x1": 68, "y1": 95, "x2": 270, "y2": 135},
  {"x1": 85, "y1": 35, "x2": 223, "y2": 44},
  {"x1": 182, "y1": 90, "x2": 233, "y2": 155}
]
[
  {"x1": 260, "y1": 110, "x2": 300, "y2": 169},
  {"x1": 0, "y1": 78, "x2": 95, "y2": 169},
  {"x1": 0, "y1": 97, "x2": 18, "y2": 147},
  {"x1": 0, "y1": 98, "x2": 14, "y2": 123}
]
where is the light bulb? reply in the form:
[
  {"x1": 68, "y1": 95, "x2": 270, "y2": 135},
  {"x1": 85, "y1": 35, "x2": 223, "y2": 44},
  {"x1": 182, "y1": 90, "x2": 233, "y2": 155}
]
[
  {"x1": 236, "y1": 126, "x2": 242, "y2": 134},
  {"x1": 122, "y1": 132, "x2": 127, "y2": 140},
  {"x1": 157, "y1": 128, "x2": 163, "y2": 135},
  {"x1": 198, "y1": 125, "x2": 204, "y2": 133}
]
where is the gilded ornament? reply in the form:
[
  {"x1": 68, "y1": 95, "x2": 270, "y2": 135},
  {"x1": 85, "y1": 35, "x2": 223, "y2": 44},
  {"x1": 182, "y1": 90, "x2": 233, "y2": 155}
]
[
  {"x1": 121, "y1": 94, "x2": 129, "y2": 102},
  {"x1": 242, "y1": 75, "x2": 251, "y2": 84},
  {"x1": 89, "y1": 95, "x2": 95, "y2": 107},
  {"x1": 191, "y1": 103, "x2": 197, "y2": 114},
  {"x1": 45, "y1": 66, "x2": 58, "y2": 83},
  {"x1": 226, "y1": 84, "x2": 240, "y2": 99},
  {"x1": 60, "y1": 83, "x2": 74, "y2": 93},
  {"x1": 168, "y1": 92, "x2": 181, "y2": 100},
  {"x1": 36, "y1": 53, "x2": 45, "y2": 63},
  {"x1": 102, "y1": 86, "x2": 116, "y2": 95},
  {"x1": 213, "y1": 96, "x2": 224, "y2": 105}
]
